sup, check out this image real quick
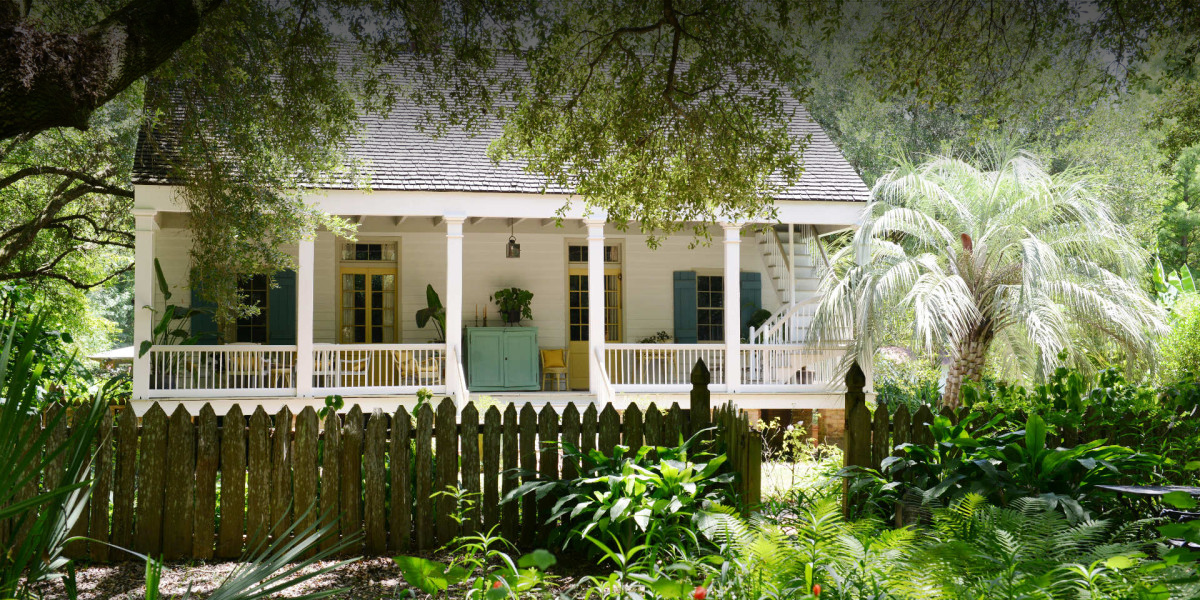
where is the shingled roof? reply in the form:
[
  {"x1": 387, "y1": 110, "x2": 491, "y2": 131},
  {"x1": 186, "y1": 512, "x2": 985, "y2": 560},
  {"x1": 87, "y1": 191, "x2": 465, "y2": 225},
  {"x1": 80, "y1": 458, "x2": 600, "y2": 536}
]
[{"x1": 133, "y1": 73, "x2": 869, "y2": 203}]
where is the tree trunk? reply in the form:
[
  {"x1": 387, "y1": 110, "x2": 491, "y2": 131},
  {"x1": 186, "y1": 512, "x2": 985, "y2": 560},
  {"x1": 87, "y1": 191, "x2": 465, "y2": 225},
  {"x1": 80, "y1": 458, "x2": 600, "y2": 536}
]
[{"x1": 942, "y1": 326, "x2": 992, "y2": 409}]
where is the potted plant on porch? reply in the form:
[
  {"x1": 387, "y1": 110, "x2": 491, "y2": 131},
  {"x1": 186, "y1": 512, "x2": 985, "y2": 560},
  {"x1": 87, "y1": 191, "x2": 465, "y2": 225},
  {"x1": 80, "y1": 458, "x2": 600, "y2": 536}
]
[{"x1": 491, "y1": 287, "x2": 533, "y2": 325}]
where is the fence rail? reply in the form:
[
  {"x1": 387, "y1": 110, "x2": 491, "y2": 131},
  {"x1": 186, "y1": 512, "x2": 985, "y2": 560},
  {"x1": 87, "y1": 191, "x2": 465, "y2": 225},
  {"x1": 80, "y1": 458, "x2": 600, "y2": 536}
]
[
  {"x1": 147, "y1": 345, "x2": 298, "y2": 398},
  {"x1": 20, "y1": 393, "x2": 760, "y2": 562},
  {"x1": 605, "y1": 344, "x2": 727, "y2": 391}
]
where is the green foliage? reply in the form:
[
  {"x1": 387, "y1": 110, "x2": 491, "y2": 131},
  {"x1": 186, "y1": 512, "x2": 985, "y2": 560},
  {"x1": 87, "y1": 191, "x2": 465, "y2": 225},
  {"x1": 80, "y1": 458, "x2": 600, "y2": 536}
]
[
  {"x1": 812, "y1": 149, "x2": 1165, "y2": 407},
  {"x1": 1159, "y1": 294, "x2": 1200, "y2": 384},
  {"x1": 415, "y1": 284, "x2": 446, "y2": 341},
  {"x1": 502, "y1": 432, "x2": 734, "y2": 554},
  {"x1": 873, "y1": 352, "x2": 942, "y2": 413},
  {"x1": 0, "y1": 316, "x2": 108, "y2": 598},
  {"x1": 490, "y1": 287, "x2": 534, "y2": 323},
  {"x1": 883, "y1": 413, "x2": 1163, "y2": 522},
  {"x1": 137, "y1": 258, "x2": 206, "y2": 357},
  {"x1": 1, "y1": 286, "x2": 99, "y2": 406},
  {"x1": 1157, "y1": 147, "x2": 1200, "y2": 275},
  {"x1": 394, "y1": 487, "x2": 554, "y2": 599},
  {"x1": 1151, "y1": 256, "x2": 1196, "y2": 313}
]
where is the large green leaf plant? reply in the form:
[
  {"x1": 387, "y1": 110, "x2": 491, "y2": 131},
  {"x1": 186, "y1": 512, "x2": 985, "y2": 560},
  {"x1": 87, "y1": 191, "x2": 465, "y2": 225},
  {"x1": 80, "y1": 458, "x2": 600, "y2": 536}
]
[{"x1": 503, "y1": 430, "x2": 734, "y2": 555}]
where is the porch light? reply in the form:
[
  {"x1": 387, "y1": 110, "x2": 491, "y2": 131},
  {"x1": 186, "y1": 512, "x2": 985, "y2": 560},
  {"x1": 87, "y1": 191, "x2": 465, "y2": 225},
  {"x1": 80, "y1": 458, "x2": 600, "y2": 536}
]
[{"x1": 506, "y1": 220, "x2": 521, "y2": 258}]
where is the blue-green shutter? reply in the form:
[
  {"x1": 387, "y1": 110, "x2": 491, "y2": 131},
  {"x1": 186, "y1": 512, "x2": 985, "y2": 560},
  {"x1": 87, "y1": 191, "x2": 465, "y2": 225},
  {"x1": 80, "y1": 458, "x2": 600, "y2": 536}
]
[
  {"x1": 740, "y1": 271, "x2": 762, "y2": 340},
  {"x1": 190, "y1": 286, "x2": 219, "y2": 344},
  {"x1": 673, "y1": 271, "x2": 698, "y2": 343},
  {"x1": 269, "y1": 270, "x2": 297, "y2": 345}
]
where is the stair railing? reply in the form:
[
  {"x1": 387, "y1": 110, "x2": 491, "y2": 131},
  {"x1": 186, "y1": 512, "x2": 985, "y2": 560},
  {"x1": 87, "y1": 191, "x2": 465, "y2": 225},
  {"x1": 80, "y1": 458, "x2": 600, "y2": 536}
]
[{"x1": 749, "y1": 296, "x2": 819, "y2": 345}]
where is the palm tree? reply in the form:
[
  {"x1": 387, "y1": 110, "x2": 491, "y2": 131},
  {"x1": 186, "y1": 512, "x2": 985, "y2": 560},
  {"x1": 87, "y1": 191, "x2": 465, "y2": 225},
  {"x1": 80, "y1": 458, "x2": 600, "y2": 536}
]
[{"x1": 811, "y1": 149, "x2": 1165, "y2": 408}]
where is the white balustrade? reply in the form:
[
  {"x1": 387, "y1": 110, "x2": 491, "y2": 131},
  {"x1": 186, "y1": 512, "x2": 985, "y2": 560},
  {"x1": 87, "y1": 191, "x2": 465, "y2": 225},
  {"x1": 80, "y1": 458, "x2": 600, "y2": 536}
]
[
  {"x1": 741, "y1": 344, "x2": 847, "y2": 391},
  {"x1": 604, "y1": 344, "x2": 727, "y2": 392},
  {"x1": 312, "y1": 343, "x2": 447, "y2": 395},
  {"x1": 146, "y1": 345, "x2": 298, "y2": 398}
]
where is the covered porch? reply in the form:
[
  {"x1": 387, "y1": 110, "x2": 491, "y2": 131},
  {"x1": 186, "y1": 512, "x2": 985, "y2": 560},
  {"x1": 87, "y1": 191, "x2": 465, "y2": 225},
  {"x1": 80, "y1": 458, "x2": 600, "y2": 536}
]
[{"x1": 131, "y1": 190, "x2": 865, "y2": 411}]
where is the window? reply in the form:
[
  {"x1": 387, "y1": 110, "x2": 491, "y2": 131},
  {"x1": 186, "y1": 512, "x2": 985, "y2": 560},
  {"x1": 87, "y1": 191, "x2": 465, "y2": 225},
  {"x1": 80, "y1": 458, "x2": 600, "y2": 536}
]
[
  {"x1": 567, "y1": 245, "x2": 620, "y2": 263},
  {"x1": 696, "y1": 275, "x2": 723, "y2": 342},
  {"x1": 341, "y1": 242, "x2": 397, "y2": 261},
  {"x1": 236, "y1": 274, "x2": 269, "y2": 343}
]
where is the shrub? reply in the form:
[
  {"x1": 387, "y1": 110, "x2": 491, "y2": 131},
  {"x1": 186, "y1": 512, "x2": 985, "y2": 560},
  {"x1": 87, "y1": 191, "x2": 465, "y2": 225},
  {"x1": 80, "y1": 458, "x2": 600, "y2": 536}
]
[
  {"x1": 502, "y1": 432, "x2": 734, "y2": 555},
  {"x1": 872, "y1": 351, "x2": 942, "y2": 414},
  {"x1": 882, "y1": 413, "x2": 1163, "y2": 521},
  {"x1": 1161, "y1": 294, "x2": 1200, "y2": 385}
]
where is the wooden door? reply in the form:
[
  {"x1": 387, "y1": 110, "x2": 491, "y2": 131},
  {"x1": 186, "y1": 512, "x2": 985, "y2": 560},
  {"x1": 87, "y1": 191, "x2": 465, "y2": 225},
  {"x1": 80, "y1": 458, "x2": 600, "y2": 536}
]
[
  {"x1": 339, "y1": 268, "x2": 397, "y2": 343},
  {"x1": 502, "y1": 329, "x2": 539, "y2": 389},
  {"x1": 567, "y1": 267, "x2": 622, "y2": 390}
]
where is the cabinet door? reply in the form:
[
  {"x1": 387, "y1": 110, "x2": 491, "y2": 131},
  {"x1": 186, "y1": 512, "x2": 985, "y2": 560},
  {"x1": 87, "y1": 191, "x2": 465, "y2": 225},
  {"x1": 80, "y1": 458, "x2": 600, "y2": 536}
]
[
  {"x1": 502, "y1": 330, "x2": 539, "y2": 389},
  {"x1": 467, "y1": 330, "x2": 505, "y2": 389}
]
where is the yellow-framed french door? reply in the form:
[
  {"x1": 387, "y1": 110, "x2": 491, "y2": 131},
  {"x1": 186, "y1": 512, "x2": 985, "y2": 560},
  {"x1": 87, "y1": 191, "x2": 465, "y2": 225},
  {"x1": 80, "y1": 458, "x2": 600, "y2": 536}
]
[
  {"x1": 567, "y1": 267, "x2": 622, "y2": 390},
  {"x1": 339, "y1": 267, "x2": 398, "y2": 343}
]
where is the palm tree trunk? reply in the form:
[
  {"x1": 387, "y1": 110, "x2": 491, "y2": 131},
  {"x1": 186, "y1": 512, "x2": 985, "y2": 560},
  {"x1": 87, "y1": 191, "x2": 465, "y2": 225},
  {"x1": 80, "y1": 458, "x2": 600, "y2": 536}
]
[{"x1": 942, "y1": 325, "x2": 992, "y2": 409}]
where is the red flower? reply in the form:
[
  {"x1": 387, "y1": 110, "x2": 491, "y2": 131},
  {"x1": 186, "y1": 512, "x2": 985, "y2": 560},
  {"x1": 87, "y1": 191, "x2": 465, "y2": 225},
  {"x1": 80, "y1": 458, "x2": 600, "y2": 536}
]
[
  {"x1": 692, "y1": 586, "x2": 708, "y2": 600},
  {"x1": 813, "y1": 584, "x2": 821, "y2": 596},
  {"x1": 493, "y1": 580, "x2": 503, "y2": 589}
]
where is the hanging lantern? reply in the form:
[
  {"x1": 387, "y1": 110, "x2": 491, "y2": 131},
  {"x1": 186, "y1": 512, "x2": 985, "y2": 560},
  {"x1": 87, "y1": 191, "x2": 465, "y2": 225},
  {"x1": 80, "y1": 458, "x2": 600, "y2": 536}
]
[{"x1": 505, "y1": 220, "x2": 521, "y2": 258}]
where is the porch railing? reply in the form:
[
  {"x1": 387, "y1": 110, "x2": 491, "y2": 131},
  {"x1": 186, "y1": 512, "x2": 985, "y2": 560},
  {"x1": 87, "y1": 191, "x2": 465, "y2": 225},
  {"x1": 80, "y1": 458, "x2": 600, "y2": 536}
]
[
  {"x1": 741, "y1": 344, "x2": 847, "y2": 391},
  {"x1": 311, "y1": 343, "x2": 447, "y2": 395},
  {"x1": 146, "y1": 345, "x2": 298, "y2": 398},
  {"x1": 604, "y1": 343, "x2": 727, "y2": 392}
]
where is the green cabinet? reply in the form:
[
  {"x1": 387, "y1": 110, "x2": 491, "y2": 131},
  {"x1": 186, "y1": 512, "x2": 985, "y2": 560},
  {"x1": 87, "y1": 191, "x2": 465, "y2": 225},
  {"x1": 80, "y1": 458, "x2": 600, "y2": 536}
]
[{"x1": 465, "y1": 327, "x2": 540, "y2": 391}]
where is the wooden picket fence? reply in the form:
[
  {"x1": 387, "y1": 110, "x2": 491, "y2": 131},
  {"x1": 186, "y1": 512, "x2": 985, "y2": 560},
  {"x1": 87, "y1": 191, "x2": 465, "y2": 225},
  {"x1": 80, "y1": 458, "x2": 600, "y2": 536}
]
[{"x1": 22, "y1": 388, "x2": 760, "y2": 562}]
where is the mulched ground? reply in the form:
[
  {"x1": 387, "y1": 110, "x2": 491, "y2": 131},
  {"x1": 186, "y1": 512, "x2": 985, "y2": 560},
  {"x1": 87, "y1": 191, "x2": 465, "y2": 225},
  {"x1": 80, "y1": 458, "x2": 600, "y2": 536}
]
[{"x1": 31, "y1": 555, "x2": 592, "y2": 599}]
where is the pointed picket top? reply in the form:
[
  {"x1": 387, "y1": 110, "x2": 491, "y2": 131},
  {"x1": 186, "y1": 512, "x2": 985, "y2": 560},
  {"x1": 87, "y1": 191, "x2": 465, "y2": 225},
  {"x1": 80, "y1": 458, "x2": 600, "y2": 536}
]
[
  {"x1": 485, "y1": 404, "x2": 501, "y2": 424},
  {"x1": 251, "y1": 405, "x2": 270, "y2": 426},
  {"x1": 561, "y1": 402, "x2": 580, "y2": 425},
  {"x1": 461, "y1": 401, "x2": 479, "y2": 427},
  {"x1": 144, "y1": 402, "x2": 168, "y2": 424},
  {"x1": 690, "y1": 358, "x2": 710, "y2": 385}
]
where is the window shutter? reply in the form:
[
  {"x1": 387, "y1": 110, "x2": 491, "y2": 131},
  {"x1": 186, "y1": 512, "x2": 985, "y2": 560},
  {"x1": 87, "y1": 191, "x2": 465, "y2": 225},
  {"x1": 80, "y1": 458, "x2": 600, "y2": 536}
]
[
  {"x1": 269, "y1": 269, "x2": 297, "y2": 345},
  {"x1": 739, "y1": 272, "x2": 763, "y2": 341},
  {"x1": 673, "y1": 271, "x2": 698, "y2": 343},
  {"x1": 190, "y1": 286, "x2": 219, "y2": 344}
]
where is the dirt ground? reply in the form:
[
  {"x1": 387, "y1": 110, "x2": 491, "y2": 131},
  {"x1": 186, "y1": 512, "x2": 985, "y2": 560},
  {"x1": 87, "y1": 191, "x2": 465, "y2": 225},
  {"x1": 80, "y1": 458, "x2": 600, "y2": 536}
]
[
  {"x1": 32, "y1": 557, "x2": 406, "y2": 599},
  {"x1": 31, "y1": 555, "x2": 592, "y2": 599}
]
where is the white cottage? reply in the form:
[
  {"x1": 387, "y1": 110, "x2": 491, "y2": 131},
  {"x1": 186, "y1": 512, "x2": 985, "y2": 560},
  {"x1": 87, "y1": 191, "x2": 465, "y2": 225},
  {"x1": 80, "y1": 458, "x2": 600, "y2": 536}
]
[{"x1": 129, "y1": 84, "x2": 870, "y2": 415}]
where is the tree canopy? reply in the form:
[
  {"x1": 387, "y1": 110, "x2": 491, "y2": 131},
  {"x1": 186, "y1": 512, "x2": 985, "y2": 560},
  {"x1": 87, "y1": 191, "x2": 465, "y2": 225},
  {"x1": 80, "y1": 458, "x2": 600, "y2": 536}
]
[{"x1": 2, "y1": 0, "x2": 1199, "y2": 354}]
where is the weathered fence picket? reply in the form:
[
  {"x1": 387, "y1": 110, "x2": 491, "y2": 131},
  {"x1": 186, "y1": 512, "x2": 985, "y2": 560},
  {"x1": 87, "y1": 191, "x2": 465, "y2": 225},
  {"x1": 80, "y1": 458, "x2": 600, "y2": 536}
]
[
  {"x1": 363, "y1": 410, "x2": 387, "y2": 554},
  {"x1": 217, "y1": 405, "x2": 246, "y2": 558},
  {"x1": 390, "y1": 406, "x2": 412, "y2": 552},
  {"x1": 194, "y1": 405, "x2": 218, "y2": 560}
]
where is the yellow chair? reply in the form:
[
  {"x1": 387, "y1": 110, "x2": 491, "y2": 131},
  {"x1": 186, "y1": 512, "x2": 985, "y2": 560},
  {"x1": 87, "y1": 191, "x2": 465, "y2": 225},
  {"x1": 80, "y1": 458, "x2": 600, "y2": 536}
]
[{"x1": 540, "y1": 349, "x2": 568, "y2": 391}]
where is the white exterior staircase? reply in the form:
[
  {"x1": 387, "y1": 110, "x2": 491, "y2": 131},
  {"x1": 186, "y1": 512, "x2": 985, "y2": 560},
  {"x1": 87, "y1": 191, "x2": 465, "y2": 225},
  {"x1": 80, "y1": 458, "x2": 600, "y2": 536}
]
[{"x1": 750, "y1": 225, "x2": 829, "y2": 345}]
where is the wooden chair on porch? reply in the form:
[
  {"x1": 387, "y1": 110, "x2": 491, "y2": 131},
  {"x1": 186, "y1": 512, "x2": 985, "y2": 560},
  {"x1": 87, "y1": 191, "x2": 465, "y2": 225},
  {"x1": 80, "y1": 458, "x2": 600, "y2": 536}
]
[
  {"x1": 392, "y1": 351, "x2": 444, "y2": 386},
  {"x1": 313, "y1": 352, "x2": 372, "y2": 388},
  {"x1": 226, "y1": 343, "x2": 268, "y2": 388}
]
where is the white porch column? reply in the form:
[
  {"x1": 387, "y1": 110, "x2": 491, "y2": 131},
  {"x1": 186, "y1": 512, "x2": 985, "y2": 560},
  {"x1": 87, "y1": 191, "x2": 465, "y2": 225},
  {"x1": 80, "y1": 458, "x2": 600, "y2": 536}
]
[
  {"x1": 296, "y1": 237, "x2": 315, "y2": 396},
  {"x1": 722, "y1": 223, "x2": 741, "y2": 392},
  {"x1": 585, "y1": 218, "x2": 606, "y2": 396},
  {"x1": 132, "y1": 209, "x2": 158, "y2": 400},
  {"x1": 445, "y1": 215, "x2": 466, "y2": 401}
]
